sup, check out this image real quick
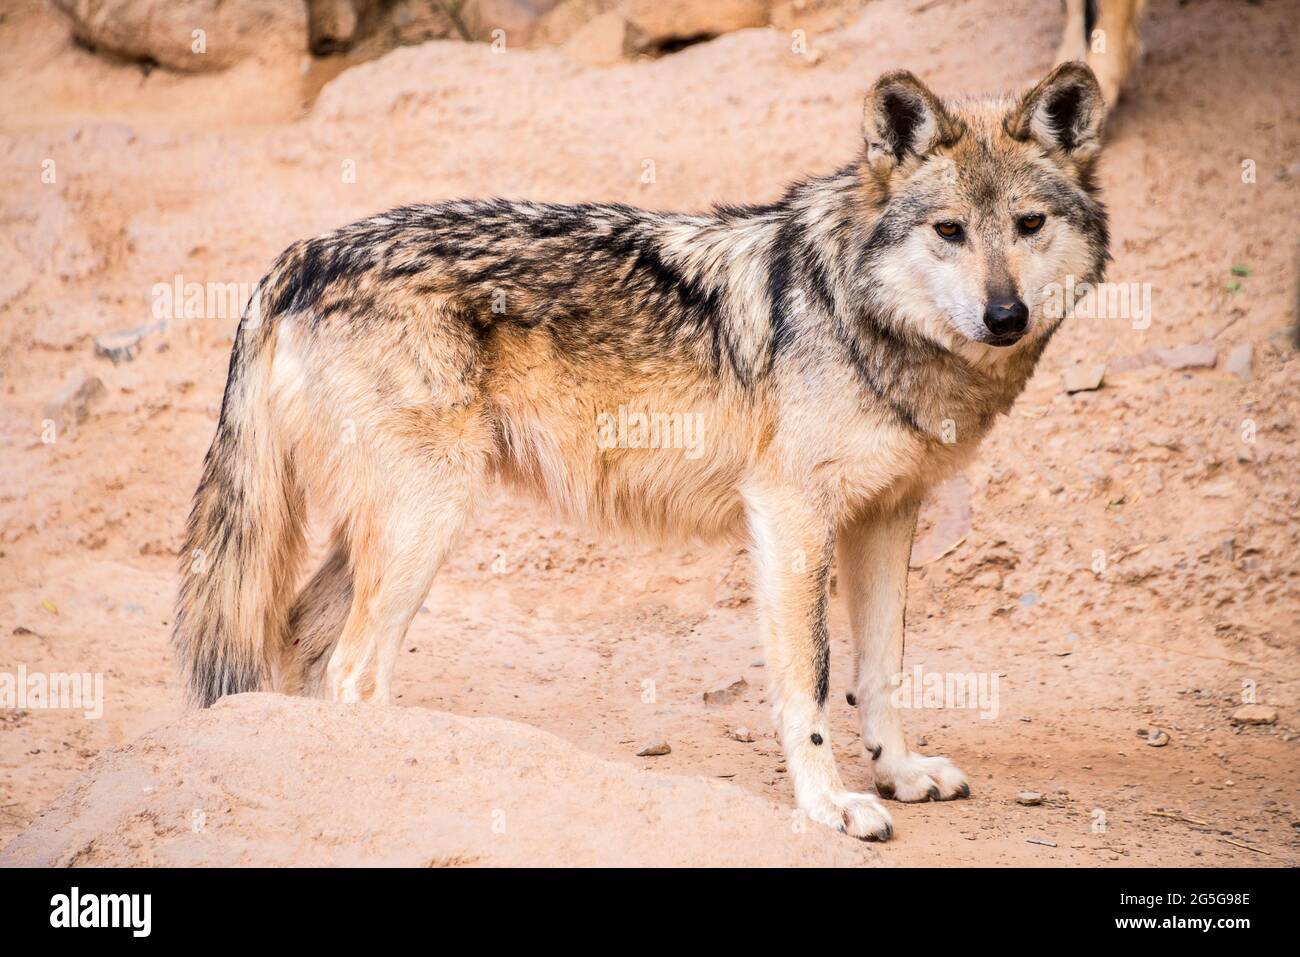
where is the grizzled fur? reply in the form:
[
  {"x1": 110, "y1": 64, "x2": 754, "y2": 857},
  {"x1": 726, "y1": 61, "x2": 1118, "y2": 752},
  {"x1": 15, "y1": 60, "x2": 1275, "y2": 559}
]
[{"x1": 175, "y1": 63, "x2": 1109, "y2": 841}]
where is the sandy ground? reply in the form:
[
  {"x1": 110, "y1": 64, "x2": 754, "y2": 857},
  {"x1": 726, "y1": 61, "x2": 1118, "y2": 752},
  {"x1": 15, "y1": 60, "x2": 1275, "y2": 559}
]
[{"x1": 1, "y1": 0, "x2": 1298, "y2": 866}]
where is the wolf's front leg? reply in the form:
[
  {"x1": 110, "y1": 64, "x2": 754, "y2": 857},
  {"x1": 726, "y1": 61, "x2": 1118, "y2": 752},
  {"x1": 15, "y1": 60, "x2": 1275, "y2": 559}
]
[
  {"x1": 838, "y1": 501, "x2": 970, "y2": 802},
  {"x1": 745, "y1": 485, "x2": 893, "y2": 841}
]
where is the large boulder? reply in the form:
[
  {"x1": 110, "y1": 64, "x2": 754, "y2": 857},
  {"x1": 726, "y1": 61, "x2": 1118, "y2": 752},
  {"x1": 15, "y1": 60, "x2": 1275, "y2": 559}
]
[
  {"x1": 535, "y1": 0, "x2": 772, "y2": 50},
  {"x1": 0, "y1": 693, "x2": 873, "y2": 866},
  {"x1": 463, "y1": 0, "x2": 567, "y2": 45},
  {"x1": 52, "y1": 0, "x2": 306, "y2": 71},
  {"x1": 620, "y1": 0, "x2": 771, "y2": 45}
]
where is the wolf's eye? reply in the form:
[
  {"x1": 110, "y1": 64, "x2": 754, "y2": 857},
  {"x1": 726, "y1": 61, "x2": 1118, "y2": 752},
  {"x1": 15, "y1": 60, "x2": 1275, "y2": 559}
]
[
  {"x1": 934, "y1": 221, "x2": 964, "y2": 241},
  {"x1": 1018, "y1": 214, "x2": 1046, "y2": 235}
]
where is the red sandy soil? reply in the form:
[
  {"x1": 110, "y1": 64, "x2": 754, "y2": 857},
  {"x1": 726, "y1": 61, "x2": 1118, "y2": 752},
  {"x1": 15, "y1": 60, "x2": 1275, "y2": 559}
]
[{"x1": 1, "y1": 0, "x2": 1297, "y2": 865}]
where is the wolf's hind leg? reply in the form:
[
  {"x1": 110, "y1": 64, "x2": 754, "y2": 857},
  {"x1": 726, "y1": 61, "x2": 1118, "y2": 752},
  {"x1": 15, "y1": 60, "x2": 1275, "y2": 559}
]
[
  {"x1": 745, "y1": 483, "x2": 894, "y2": 841},
  {"x1": 280, "y1": 530, "x2": 353, "y2": 698},
  {"x1": 325, "y1": 406, "x2": 490, "y2": 705},
  {"x1": 838, "y1": 501, "x2": 970, "y2": 802}
]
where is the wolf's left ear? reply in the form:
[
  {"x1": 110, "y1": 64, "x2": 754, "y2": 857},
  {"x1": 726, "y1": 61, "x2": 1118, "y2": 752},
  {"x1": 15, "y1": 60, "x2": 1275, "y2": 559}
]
[
  {"x1": 1007, "y1": 61, "x2": 1105, "y2": 161},
  {"x1": 862, "y1": 71, "x2": 963, "y2": 176}
]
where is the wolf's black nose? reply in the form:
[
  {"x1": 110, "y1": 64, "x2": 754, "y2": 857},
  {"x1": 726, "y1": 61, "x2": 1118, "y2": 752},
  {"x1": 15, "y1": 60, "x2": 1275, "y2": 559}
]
[{"x1": 983, "y1": 298, "x2": 1029, "y2": 338}]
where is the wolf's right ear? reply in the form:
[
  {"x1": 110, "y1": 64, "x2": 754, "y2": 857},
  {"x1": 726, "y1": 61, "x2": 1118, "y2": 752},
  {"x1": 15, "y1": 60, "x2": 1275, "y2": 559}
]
[{"x1": 862, "y1": 71, "x2": 962, "y2": 176}]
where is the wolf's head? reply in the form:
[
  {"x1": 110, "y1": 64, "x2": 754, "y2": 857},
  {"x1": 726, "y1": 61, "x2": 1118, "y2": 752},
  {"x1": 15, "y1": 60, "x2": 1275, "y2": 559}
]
[{"x1": 858, "y1": 63, "x2": 1109, "y2": 359}]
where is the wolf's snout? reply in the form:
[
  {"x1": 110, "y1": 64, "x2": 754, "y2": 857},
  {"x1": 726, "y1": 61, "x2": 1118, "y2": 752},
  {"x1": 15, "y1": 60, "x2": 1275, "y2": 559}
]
[{"x1": 982, "y1": 297, "x2": 1029, "y2": 342}]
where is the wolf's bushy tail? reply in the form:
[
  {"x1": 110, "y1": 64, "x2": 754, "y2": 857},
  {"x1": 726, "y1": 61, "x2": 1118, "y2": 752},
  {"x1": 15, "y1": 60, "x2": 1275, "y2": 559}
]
[{"x1": 172, "y1": 288, "x2": 307, "y2": 707}]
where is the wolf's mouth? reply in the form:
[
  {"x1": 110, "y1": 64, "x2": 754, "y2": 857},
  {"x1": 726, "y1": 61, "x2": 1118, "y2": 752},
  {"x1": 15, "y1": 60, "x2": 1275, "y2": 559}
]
[{"x1": 981, "y1": 332, "x2": 1026, "y2": 348}]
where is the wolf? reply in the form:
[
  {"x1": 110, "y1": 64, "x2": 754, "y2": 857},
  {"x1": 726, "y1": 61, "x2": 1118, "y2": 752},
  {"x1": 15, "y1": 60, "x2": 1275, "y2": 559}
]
[{"x1": 174, "y1": 62, "x2": 1108, "y2": 840}]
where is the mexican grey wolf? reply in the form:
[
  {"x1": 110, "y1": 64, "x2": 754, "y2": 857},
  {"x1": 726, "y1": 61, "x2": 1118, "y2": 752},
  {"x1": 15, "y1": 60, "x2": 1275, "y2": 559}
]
[{"x1": 174, "y1": 63, "x2": 1109, "y2": 841}]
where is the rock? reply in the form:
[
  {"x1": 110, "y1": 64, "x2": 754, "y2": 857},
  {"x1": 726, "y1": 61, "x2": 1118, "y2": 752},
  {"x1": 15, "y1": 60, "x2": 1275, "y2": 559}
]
[
  {"x1": 637, "y1": 740, "x2": 671, "y2": 756},
  {"x1": 703, "y1": 675, "x2": 748, "y2": 706},
  {"x1": 1230, "y1": 705, "x2": 1278, "y2": 726},
  {"x1": 0, "y1": 695, "x2": 869, "y2": 866},
  {"x1": 532, "y1": 0, "x2": 610, "y2": 46},
  {"x1": 43, "y1": 376, "x2": 106, "y2": 431},
  {"x1": 52, "y1": 0, "x2": 307, "y2": 72},
  {"x1": 1225, "y1": 343, "x2": 1253, "y2": 382},
  {"x1": 620, "y1": 0, "x2": 769, "y2": 47},
  {"x1": 561, "y1": 10, "x2": 634, "y2": 65},
  {"x1": 1145, "y1": 729, "x2": 1171, "y2": 747},
  {"x1": 1199, "y1": 479, "x2": 1236, "y2": 499},
  {"x1": 1016, "y1": 791, "x2": 1043, "y2": 806},
  {"x1": 1153, "y1": 343, "x2": 1217, "y2": 370},
  {"x1": 307, "y1": 0, "x2": 358, "y2": 53},
  {"x1": 463, "y1": 0, "x2": 565, "y2": 45},
  {"x1": 1062, "y1": 363, "x2": 1106, "y2": 394},
  {"x1": 1268, "y1": 325, "x2": 1299, "y2": 355},
  {"x1": 373, "y1": 0, "x2": 459, "y2": 46},
  {"x1": 726, "y1": 727, "x2": 755, "y2": 742},
  {"x1": 93, "y1": 320, "x2": 165, "y2": 364},
  {"x1": 538, "y1": 0, "x2": 771, "y2": 49}
]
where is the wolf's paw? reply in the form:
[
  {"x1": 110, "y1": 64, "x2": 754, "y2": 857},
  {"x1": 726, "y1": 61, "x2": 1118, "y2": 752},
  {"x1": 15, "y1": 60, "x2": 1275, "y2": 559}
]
[
  {"x1": 874, "y1": 751, "x2": 970, "y2": 803},
  {"x1": 803, "y1": 790, "x2": 895, "y2": 841}
]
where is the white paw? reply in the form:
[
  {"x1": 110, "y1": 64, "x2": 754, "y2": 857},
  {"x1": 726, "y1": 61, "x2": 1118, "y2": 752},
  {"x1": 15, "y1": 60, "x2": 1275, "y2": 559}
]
[
  {"x1": 803, "y1": 790, "x2": 895, "y2": 841},
  {"x1": 874, "y1": 751, "x2": 970, "y2": 803}
]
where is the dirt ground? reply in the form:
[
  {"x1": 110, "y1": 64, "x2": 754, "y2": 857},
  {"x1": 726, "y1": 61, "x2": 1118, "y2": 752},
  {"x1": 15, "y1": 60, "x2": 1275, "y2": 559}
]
[{"x1": 1, "y1": 0, "x2": 1298, "y2": 866}]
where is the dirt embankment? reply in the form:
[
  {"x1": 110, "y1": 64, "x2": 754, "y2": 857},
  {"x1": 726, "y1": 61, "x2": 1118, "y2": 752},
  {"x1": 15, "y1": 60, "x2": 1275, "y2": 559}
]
[{"x1": 0, "y1": 694, "x2": 874, "y2": 867}]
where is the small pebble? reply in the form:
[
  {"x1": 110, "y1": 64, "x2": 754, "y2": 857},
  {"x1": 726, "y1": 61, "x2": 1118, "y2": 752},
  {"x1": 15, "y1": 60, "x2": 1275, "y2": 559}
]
[{"x1": 703, "y1": 676, "x2": 748, "y2": 706}]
